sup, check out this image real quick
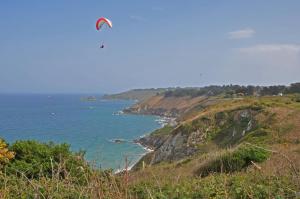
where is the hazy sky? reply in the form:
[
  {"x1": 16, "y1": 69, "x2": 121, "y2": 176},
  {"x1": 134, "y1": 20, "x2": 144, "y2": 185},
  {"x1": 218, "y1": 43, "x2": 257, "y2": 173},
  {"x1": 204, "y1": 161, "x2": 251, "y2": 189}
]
[{"x1": 0, "y1": 1, "x2": 300, "y2": 93}]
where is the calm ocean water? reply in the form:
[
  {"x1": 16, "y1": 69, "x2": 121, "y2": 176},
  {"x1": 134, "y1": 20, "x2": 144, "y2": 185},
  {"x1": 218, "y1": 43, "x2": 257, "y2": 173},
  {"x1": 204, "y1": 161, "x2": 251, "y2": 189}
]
[{"x1": 0, "y1": 94, "x2": 160, "y2": 170}]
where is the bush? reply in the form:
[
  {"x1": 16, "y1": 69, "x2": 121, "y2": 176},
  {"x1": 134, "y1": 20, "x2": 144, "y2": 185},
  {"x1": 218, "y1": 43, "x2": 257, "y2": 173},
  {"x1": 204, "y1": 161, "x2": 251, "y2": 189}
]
[
  {"x1": 292, "y1": 94, "x2": 300, "y2": 103},
  {"x1": 196, "y1": 144, "x2": 270, "y2": 176},
  {"x1": 6, "y1": 140, "x2": 89, "y2": 183}
]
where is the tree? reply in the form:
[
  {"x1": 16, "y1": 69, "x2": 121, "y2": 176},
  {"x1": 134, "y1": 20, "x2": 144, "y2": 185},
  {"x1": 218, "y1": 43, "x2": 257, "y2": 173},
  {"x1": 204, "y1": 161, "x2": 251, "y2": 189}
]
[{"x1": 288, "y1": 83, "x2": 300, "y2": 93}]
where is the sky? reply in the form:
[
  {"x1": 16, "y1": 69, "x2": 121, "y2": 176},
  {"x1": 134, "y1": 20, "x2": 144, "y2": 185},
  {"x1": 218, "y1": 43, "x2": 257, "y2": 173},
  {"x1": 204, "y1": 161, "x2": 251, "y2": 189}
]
[{"x1": 0, "y1": 0, "x2": 300, "y2": 93}]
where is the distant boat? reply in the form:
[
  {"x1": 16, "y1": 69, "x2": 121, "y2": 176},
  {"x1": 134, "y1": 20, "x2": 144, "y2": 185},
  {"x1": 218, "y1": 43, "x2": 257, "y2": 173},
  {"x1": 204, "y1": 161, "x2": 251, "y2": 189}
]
[{"x1": 109, "y1": 138, "x2": 127, "y2": 144}]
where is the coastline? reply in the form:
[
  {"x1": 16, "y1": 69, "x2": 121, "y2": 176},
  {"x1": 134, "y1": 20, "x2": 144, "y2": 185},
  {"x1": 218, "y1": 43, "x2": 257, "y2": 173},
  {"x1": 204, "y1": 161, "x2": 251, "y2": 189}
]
[
  {"x1": 114, "y1": 142, "x2": 153, "y2": 174},
  {"x1": 113, "y1": 112, "x2": 158, "y2": 174},
  {"x1": 115, "y1": 120, "x2": 172, "y2": 174},
  {"x1": 135, "y1": 141, "x2": 154, "y2": 152},
  {"x1": 114, "y1": 121, "x2": 159, "y2": 174},
  {"x1": 112, "y1": 100, "x2": 177, "y2": 174}
]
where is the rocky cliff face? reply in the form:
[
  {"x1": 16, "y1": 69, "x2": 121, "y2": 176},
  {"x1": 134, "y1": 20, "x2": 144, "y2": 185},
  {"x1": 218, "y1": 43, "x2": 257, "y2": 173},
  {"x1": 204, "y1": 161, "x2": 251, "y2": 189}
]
[
  {"x1": 149, "y1": 131, "x2": 198, "y2": 164},
  {"x1": 137, "y1": 105, "x2": 266, "y2": 165},
  {"x1": 137, "y1": 135, "x2": 167, "y2": 150}
]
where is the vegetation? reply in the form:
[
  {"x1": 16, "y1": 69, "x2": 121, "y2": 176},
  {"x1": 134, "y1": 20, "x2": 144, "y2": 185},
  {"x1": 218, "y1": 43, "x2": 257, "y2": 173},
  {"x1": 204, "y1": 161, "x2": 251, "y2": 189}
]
[
  {"x1": 129, "y1": 172, "x2": 298, "y2": 199},
  {"x1": 6, "y1": 141, "x2": 88, "y2": 182},
  {"x1": 163, "y1": 82, "x2": 300, "y2": 98},
  {"x1": 0, "y1": 139, "x2": 15, "y2": 169},
  {"x1": 151, "y1": 125, "x2": 174, "y2": 136},
  {"x1": 2, "y1": 139, "x2": 298, "y2": 198},
  {"x1": 0, "y1": 140, "x2": 122, "y2": 198},
  {"x1": 196, "y1": 144, "x2": 270, "y2": 176}
]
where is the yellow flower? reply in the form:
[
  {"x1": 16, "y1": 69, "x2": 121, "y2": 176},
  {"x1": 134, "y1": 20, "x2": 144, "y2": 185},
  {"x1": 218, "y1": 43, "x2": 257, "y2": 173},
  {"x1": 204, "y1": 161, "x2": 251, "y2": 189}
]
[{"x1": 0, "y1": 139, "x2": 15, "y2": 164}]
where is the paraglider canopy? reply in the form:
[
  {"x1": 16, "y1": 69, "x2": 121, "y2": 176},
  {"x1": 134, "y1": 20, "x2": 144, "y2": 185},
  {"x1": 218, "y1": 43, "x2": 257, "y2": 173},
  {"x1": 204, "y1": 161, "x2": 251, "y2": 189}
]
[{"x1": 96, "y1": 17, "x2": 112, "y2": 30}]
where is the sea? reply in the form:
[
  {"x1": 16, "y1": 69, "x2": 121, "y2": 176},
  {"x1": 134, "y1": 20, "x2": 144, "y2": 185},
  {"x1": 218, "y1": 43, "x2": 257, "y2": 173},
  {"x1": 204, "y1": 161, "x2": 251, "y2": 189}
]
[{"x1": 0, "y1": 94, "x2": 161, "y2": 170}]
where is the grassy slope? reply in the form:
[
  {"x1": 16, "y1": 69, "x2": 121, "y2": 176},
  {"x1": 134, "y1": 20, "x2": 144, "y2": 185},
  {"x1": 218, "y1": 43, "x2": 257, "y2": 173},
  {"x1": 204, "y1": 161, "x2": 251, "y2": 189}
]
[
  {"x1": 124, "y1": 95, "x2": 220, "y2": 118},
  {"x1": 129, "y1": 95, "x2": 300, "y2": 198}
]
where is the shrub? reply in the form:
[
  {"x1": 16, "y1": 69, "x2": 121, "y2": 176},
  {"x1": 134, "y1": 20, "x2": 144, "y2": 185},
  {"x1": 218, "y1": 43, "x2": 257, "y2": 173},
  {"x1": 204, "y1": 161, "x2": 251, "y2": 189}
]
[
  {"x1": 196, "y1": 144, "x2": 270, "y2": 176},
  {"x1": 6, "y1": 140, "x2": 89, "y2": 183},
  {"x1": 292, "y1": 94, "x2": 300, "y2": 103}
]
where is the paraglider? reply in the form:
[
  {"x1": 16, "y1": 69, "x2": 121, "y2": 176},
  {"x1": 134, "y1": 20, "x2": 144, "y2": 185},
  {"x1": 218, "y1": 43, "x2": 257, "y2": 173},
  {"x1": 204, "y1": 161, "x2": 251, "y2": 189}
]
[
  {"x1": 96, "y1": 17, "x2": 112, "y2": 49},
  {"x1": 96, "y1": 17, "x2": 112, "y2": 30}
]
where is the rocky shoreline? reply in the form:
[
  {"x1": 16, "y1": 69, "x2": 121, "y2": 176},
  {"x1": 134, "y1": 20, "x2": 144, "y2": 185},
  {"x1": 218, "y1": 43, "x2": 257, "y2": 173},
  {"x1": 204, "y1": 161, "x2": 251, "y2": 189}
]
[
  {"x1": 128, "y1": 115, "x2": 178, "y2": 170},
  {"x1": 129, "y1": 103, "x2": 262, "y2": 169},
  {"x1": 119, "y1": 95, "x2": 218, "y2": 169}
]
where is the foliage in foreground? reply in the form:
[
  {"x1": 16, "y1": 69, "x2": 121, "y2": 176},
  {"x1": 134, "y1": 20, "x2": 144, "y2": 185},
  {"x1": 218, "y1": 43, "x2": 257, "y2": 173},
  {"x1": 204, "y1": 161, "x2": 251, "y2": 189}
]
[
  {"x1": 5, "y1": 140, "x2": 89, "y2": 184},
  {"x1": 0, "y1": 139, "x2": 298, "y2": 198},
  {"x1": 131, "y1": 172, "x2": 298, "y2": 199},
  {"x1": 0, "y1": 140, "x2": 124, "y2": 198}
]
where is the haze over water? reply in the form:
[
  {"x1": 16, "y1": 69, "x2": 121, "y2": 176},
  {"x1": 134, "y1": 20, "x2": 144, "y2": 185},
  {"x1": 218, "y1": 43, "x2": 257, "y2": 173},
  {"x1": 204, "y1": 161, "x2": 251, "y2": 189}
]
[{"x1": 0, "y1": 94, "x2": 160, "y2": 170}]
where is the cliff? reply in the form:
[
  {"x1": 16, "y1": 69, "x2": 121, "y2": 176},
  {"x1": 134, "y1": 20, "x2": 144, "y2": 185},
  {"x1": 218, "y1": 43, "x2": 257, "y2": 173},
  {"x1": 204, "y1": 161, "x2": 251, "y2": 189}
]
[{"x1": 133, "y1": 95, "x2": 300, "y2": 171}]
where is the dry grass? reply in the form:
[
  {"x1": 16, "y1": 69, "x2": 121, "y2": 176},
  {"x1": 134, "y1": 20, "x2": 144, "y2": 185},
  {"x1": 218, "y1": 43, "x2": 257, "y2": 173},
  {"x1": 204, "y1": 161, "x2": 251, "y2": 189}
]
[{"x1": 130, "y1": 95, "x2": 206, "y2": 116}]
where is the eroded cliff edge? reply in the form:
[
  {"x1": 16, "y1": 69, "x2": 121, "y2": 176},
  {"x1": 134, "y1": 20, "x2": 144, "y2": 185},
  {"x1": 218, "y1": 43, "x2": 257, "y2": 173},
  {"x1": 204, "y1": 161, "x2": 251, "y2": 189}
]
[{"x1": 131, "y1": 93, "x2": 300, "y2": 172}]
